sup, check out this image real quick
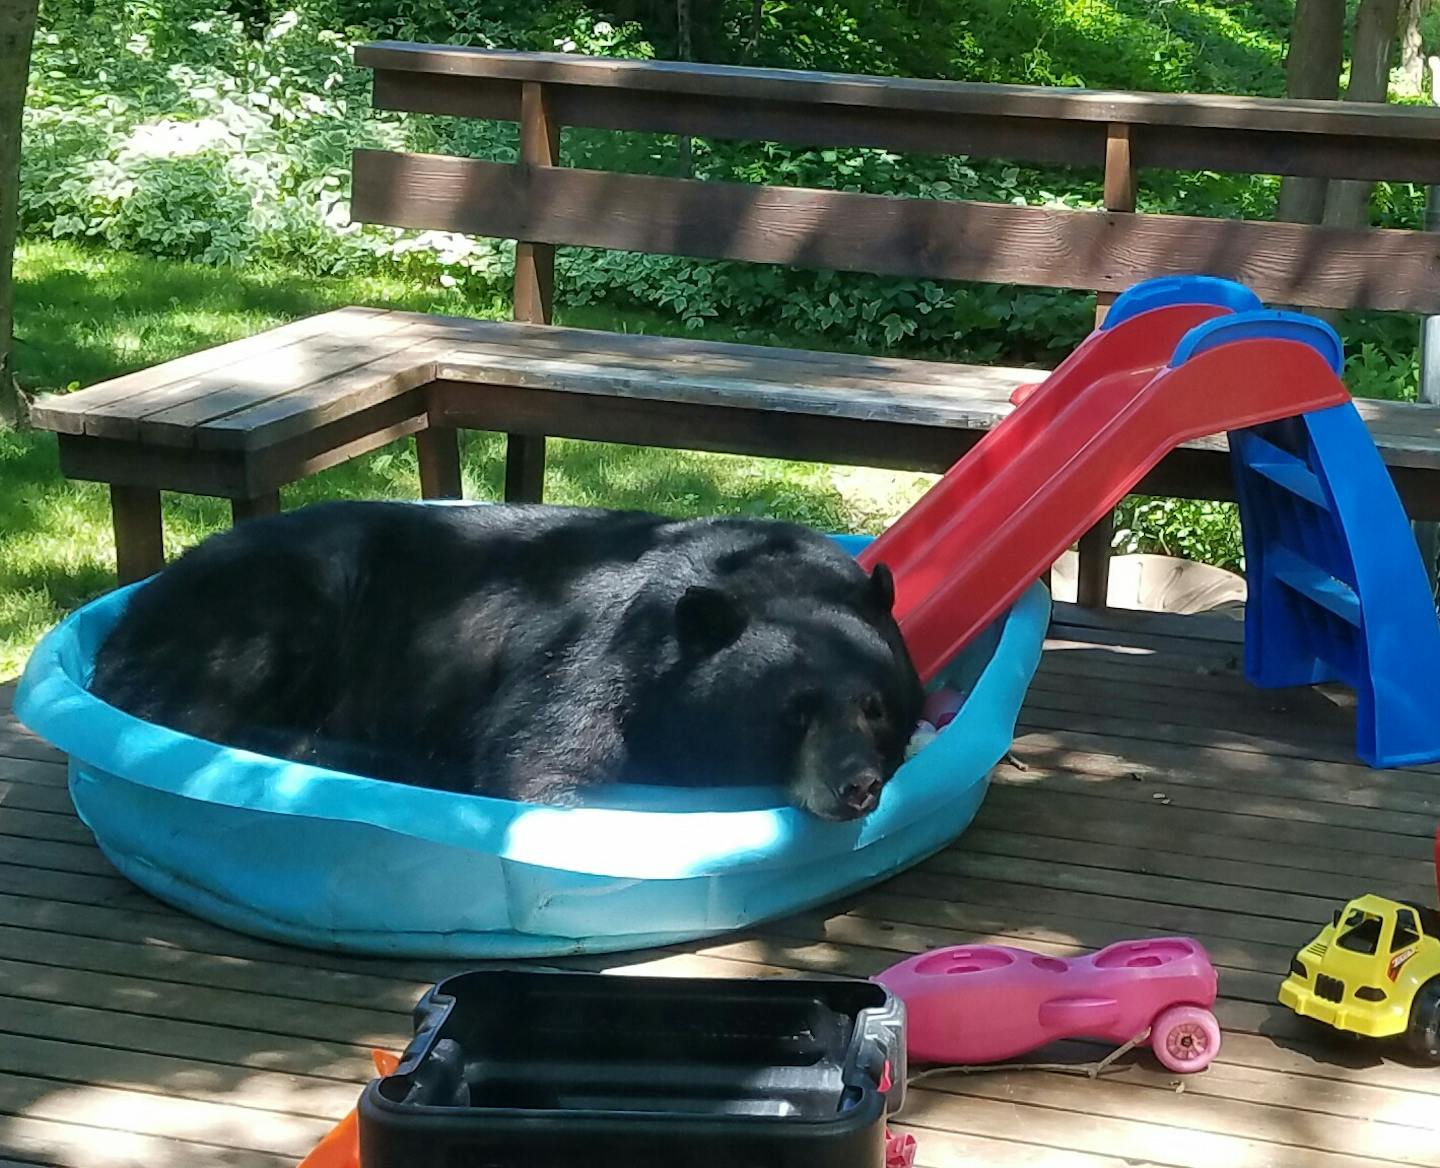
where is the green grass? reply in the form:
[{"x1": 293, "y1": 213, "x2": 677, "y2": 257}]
[{"x1": 0, "y1": 240, "x2": 933, "y2": 677}]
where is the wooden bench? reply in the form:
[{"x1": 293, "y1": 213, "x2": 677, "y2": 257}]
[
  {"x1": 29, "y1": 45, "x2": 1440, "y2": 592},
  {"x1": 24, "y1": 310, "x2": 1043, "y2": 580},
  {"x1": 33, "y1": 306, "x2": 1440, "y2": 582}
]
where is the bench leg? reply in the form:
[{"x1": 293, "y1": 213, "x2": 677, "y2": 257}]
[
  {"x1": 417, "y1": 426, "x2": 463, "y2": 499},
  {"x1": 111, "y1": 485, "x2": 164, "y2": 585},
  {"x1": 231, "y1": 492, "x2": 281, "y2": 524},
  {"x1": 1075, "y1": 511, "x2": 1116, "y2": 608},
  {"x1": 504, "y1": 434, "x2": 546, "y2": 503}
]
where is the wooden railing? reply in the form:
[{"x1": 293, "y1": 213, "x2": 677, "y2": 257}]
[{"x1": 353, "y1": 43, "x2": 1440, "y2": 604}]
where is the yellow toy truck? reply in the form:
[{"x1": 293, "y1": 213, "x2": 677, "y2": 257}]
[{"x1": 1279, "y1": 893, "x2": 1440, "y2": 1061}]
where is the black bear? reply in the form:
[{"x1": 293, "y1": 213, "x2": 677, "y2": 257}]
[{"x1": 91, "y1": 501, "x2": 924, "y2": 821}]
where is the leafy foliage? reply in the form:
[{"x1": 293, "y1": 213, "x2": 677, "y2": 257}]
[
  {"x1": 25, "y1": 2, "x2": 372, "y2": 265},
  {"x1": 1115, "y1": 497, "x2": 1244, "y2": 573}
]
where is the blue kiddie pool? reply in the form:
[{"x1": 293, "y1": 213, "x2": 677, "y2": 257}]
[{"x1": 15, "y1": 528, "x2": 1049, "y2": 959}]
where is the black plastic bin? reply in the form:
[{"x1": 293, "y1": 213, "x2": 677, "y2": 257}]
[{"x1": 357, "y1": 968, "x2": 907, "y2": 1168}]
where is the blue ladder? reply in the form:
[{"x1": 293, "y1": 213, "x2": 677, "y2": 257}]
[
  {"x1": 1107, "y1": 275, "x2": 1440, "y2": 768},
  {"x1": 1225, "y1": 328, "x2": 1440, "y2": 768}
]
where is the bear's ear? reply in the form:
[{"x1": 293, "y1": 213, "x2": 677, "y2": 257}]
[
  {"x1": 675, "y1": 586, "x2": 748, "y2": 656},
  {"x1": 868, "y1": 562, "x2": 896, "y2": 613}
]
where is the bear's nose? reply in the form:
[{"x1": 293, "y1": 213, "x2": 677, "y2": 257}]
[{"x1": 839, "y1": 773, "x2": 884, "y2": 813}]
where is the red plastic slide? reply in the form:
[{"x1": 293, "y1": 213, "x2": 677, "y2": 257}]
[{"x1": 858, "y1": 304, "x2": 1351, "y2": 684}]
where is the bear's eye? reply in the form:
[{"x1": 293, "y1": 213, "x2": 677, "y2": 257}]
[
  {"x1": 783, "y1": 692, "x2": 820, "y2": 729},
  {"x1": 860, "y1": 693, "x2": 886, "y2": 722}
]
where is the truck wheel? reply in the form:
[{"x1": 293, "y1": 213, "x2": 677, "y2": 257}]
[{"x1": 1406, "y1": 978, "x2": 1440, "y2": 1063}]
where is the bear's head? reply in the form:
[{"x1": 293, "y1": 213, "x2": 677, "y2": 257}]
[{"x1": 629, "y1": 561, "x2": 924, "y2": 821}]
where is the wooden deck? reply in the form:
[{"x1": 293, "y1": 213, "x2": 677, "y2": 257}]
[{"x1": 2, "y1": 604, "x2": 1438, "y2": 1167}]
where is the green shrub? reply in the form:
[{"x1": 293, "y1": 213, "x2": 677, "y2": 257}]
[
  {"x1": 25, "y1": 4, "x2": 369, "y2": 266},
  {"x1": 1114, "y1": 497, "x2": 1244, "y2": 572}
]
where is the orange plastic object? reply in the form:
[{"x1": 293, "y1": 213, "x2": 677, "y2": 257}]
[
  {"x1": 859, "y1": 305, "x2": 1351, "y2": 683},
  {"x1": 297, "y1": 1051, "x2": 399, "y2": 1168}
]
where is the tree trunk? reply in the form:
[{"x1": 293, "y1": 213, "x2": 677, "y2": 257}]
[
  {"x1": 676, "y1": 0, "x2": 691, "y2": 59},
  {"x1": 1323, "y1": 0, "x2": 1403, "y2": 229},
  {"x1": 746, "y1": 0, "x2": 763, "y2": 59},
  {"x1": 1399, "y1": 0, "x2": 1429, "y2": 93},
  {"x1": 1276, "y1": 0, "x2": 1345, "y2": 223},
  {"x1": 0, "y1": 0, "x2": 39, "y2": 429},
  {"x1": 675, "y1": 0, "x2": 693, "y2": 176}
]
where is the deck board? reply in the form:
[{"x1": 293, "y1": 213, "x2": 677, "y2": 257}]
[{"x1": 2, "y1": 614, "x2": 1438, "y2": 1167}]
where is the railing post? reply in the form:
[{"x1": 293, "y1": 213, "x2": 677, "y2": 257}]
[
  {"x1": 1415, "y1": 183, "x2": 1440, "y2": 596},
  {"x1": 1093, "y1": 124, "x2": 1137, "y2": 326},
  {"x1": 506, "y1": 80, "x2": 560, "y2": 503},
  {"x1": 1075, "y1": 122, "x2": 1137, "y2": 609}
]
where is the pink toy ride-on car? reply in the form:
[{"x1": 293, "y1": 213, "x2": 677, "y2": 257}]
[{"x1": 874, "y1": 937, "x2": 1220, "y2": 1074}]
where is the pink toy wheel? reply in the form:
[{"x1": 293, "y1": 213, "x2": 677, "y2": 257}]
[{"x1": 1150, "y1": 1005, "x2": 1220, "y2": 1072}]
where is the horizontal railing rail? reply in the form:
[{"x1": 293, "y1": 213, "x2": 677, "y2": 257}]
[
  {"x1": 357, "y1": 42, "x2": 1440, "y2": 184},
  {"x1": 352, "y1": 150, "x2": 1440, "y2": 313}
]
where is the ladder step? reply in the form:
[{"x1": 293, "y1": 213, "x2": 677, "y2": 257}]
[
  {"x1": 1242, "y1": 435, "x2": 1329, "y2": 509},
  {"x1": 1269, "y1": 546, "x2": 1361, "y2": 627}
]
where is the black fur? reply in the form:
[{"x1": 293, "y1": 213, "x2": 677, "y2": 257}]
[{"x1": 91, "y1": 501, "x2": 924, "y2": 819}]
